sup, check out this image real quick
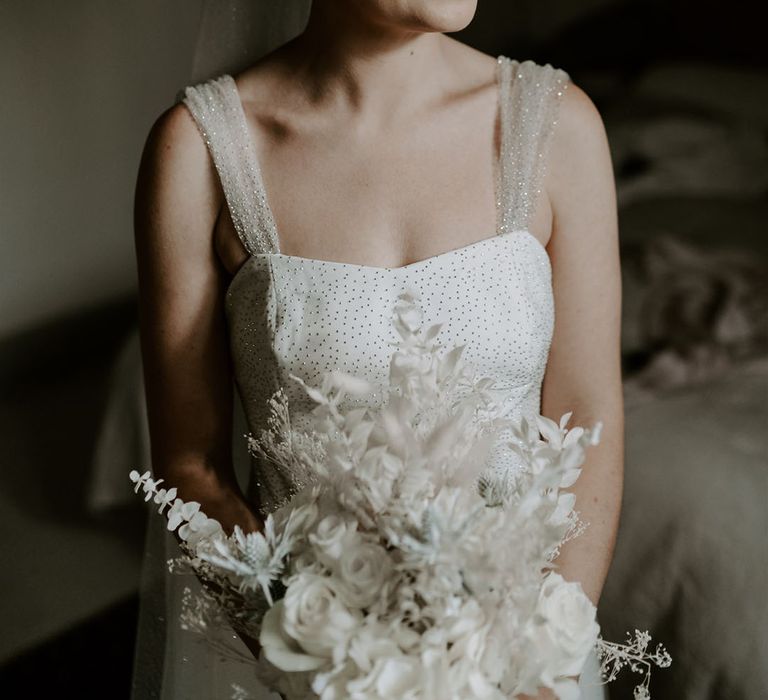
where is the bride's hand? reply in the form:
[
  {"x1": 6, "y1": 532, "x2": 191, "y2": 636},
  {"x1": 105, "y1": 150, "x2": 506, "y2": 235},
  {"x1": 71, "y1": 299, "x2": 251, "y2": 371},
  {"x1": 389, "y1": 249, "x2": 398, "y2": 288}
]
[
  {"x1": 211, "y1": 488, "x2": 263, "y2": 536},
  {"x1": 169, "y1": 475, "x2": 264, "y2": 537}
]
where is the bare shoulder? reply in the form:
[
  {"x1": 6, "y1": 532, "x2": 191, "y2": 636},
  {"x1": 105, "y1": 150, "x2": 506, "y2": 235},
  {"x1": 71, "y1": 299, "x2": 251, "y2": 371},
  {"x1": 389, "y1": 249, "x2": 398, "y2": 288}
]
[
  {"x1": 554, "y1": 79, "x2": 608, "y2": 150},
  {"x1": 228, "y1": 38, "x2": 311, "y2": 111},
  {"x1": 546, "y1": 77, "x2": 616, "y2": 223},
  {"x1": 135, "y1": 100, "x2": 221, "y2": 247},
  {"x1": 442, "y1": 35, "x2": 500, "y2": 86},
  {"x1": 549, "y1": 78, "x2": 612, "y2": 180},
  {"x1": 138, "y1": 101, "x2": 214, "y2": 198}
]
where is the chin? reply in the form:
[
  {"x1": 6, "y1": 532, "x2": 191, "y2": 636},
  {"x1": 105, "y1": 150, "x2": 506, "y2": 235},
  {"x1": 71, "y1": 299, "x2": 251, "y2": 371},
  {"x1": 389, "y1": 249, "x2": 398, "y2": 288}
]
[{"x1": 371, "y1": 0, "x2": 479, "y2": 33}]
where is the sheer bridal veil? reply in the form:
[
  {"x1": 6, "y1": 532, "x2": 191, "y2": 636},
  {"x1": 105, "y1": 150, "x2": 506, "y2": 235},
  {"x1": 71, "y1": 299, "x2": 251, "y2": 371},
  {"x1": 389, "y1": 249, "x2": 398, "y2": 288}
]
[
  {"x1": 187, "y1": 0, "x2": 310, "y2": 84},
  {"x1": 128, "y1": 3, "x2": 310, "y2": 699}
]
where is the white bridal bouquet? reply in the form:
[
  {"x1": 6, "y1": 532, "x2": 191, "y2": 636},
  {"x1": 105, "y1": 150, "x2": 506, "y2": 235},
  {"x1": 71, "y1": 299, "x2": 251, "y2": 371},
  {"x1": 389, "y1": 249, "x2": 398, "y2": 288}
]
[{"x1": 131, "y1": 291, "x2": 671, "y2": 700}]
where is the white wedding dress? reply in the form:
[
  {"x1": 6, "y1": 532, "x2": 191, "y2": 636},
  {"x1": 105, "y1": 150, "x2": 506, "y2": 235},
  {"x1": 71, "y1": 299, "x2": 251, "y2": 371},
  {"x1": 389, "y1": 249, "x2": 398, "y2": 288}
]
[{"x1": 130, "y1": 56, "x2": 607, "y2": 700}]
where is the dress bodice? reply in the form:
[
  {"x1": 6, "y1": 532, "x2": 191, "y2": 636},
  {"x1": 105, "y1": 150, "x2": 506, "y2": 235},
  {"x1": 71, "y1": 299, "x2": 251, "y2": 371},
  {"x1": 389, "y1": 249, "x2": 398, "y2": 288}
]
[{"x1": 181, "y1": 56, "x2": 570, "y2": 516}]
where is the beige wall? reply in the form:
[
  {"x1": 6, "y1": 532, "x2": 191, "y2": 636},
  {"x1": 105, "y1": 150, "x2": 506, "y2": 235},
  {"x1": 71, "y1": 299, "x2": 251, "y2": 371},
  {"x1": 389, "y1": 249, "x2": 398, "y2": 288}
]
[{"x1": 0, "y1": 0, "x2": 202, "y2": 341}]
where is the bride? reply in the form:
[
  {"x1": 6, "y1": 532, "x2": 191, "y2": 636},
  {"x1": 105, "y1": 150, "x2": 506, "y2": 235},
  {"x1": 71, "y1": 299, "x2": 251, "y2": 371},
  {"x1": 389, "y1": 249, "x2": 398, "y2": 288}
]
[{"x1": 132, "y1": 0, "x2": 622, "y2": 698}]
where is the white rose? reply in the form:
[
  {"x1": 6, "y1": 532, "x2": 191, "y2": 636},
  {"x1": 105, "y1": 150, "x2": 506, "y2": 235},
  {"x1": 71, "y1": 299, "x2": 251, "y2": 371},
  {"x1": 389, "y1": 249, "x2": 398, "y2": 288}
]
[
  {"x1": 309, "y1": 514, "x2": 356, "y2": 561},
  {"x1": 289, "y1": 547, "x2": 327, "y2": 576},
  {"x1": 530, "y1": 572, "x2": 600, "y2": 679},
  {"x1": 281, "y1": 573, "x2": 361, "y2": 662},
  {"x1": 336, "y1": 540, "x2": 392, "y2": 609},
  {"x1": 259, "y1": 600, "x2": 327, "y2": 672}
]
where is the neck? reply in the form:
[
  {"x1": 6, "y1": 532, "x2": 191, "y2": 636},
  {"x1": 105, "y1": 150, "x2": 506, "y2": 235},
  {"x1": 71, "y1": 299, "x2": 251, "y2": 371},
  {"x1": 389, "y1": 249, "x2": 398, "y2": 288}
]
[{"x1": 283, "y1": 3, "x2": 453, "y2": 119}]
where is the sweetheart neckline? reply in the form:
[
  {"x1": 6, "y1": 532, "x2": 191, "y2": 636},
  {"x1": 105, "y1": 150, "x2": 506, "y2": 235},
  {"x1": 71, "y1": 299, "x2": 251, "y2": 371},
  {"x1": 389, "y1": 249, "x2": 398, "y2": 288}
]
[
  {"x1": 225, "y1": 229, "x2": 550, "y2": 300},
  {"x1": 224, "y1": 57, "x2": 512, "y2": 262}
]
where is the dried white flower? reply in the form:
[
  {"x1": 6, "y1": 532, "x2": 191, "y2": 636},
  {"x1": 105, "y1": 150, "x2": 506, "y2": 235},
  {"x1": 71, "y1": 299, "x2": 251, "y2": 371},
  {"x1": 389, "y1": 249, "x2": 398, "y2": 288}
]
[{"x1": 130, "y1": 291, "x2": 671, "y2": 700}]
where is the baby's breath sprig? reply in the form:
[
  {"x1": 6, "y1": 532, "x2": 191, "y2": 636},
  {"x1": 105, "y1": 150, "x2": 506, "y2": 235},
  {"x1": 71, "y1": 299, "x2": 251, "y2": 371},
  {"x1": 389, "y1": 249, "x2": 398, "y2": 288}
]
[{"x1": 595, "y1": 629, "x2": 673, "y2": 700}]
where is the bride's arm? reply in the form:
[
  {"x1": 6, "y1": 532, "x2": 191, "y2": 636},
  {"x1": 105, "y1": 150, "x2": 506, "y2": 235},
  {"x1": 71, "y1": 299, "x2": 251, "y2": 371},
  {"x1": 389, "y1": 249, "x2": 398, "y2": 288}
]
[
  {"x1": 133, "y1": 102, "x2": 263, "y2": 538},
  {"x1": 518, "y1": 82, "x2": 623, "y2": 699},
  {"x1": 541, "y1": 79, "x2": 623, "y2": 609}
]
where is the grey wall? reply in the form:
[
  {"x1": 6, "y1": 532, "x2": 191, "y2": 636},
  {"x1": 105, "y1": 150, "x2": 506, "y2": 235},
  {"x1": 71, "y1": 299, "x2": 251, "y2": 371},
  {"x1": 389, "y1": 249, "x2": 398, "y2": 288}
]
[{"x1": 0, "y1": 0, "x2": 202, "y2": 341}]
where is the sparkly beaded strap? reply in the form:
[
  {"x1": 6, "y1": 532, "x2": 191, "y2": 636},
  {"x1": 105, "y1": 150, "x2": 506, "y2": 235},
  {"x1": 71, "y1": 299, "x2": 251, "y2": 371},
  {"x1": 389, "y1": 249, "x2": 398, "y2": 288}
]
[
  {"x1": 496, "y1": 57, "x2": 570, "y2": 235},
  {"x1": 181, "y1": 76, "x2": 280, "y2": 256}
]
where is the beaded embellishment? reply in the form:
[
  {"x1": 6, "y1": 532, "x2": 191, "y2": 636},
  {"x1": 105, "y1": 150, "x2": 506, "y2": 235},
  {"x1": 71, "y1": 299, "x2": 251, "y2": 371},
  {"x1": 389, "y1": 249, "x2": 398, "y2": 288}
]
[
  {"x1": 496, "y1": 56, "x2": 571, "y2": 235},
  {"x1": 181, "y1": 77, "x2": 280, "y2": 255}
]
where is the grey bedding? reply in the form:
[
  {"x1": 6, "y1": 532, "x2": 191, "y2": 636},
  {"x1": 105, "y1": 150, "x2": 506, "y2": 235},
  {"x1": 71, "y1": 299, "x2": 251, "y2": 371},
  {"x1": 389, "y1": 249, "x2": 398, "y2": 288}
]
[
  {"x1": 594, "y1": 60, "x2": 768, "y2": 699},
  {"x1": 601, "y1": 357, "x2": 768, "y2": 699}
]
